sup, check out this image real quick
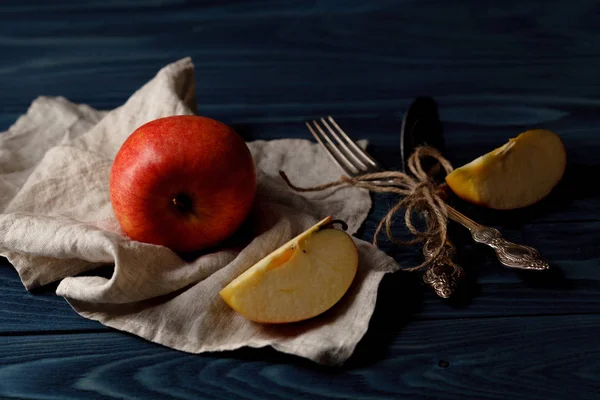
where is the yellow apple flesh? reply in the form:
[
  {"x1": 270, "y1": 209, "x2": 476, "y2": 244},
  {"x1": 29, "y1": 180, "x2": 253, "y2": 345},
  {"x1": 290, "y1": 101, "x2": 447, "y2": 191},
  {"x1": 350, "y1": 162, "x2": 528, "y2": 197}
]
[
  {"x1": 219, "y1": 217, "x2": 358, "y2": 323},
  {"x1": 445, "y1": 129, "x2": 567, "y2": 210}
]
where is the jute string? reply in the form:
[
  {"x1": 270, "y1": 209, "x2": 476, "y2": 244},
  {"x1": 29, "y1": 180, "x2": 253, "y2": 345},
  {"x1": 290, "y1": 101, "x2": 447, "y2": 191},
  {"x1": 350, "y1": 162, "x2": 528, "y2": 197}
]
[{"x1": 279, "y1": 146, "x2": 455, "y2": 272}]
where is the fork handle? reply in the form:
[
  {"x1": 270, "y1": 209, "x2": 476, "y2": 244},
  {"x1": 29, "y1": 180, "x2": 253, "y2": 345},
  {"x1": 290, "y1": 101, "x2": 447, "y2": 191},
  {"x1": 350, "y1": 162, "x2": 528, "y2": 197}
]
[{"x1": 445, "y1": 205, "x2": 550, "y2": 271}]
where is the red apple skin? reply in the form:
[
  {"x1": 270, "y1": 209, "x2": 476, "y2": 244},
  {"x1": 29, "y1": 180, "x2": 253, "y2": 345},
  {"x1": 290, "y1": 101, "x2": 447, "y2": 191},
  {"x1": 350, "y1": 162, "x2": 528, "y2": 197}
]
[{"x1": 109, "y1": 115, "x2": 257, "y2": 252}]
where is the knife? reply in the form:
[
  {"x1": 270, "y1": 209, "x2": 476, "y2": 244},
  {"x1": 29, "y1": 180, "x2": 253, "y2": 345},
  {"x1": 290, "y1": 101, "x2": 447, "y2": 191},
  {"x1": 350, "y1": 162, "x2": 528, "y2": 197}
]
[
  {"x1": 400, "y1": 97, "x2": 445, "y2": 173},
  {"x1": 400, "y1": 97, "x2": 465, "y2": 299}
]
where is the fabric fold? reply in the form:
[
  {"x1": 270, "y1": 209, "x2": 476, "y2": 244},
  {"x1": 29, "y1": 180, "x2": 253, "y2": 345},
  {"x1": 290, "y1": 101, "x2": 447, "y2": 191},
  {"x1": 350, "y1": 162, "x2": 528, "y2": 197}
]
[{"x1": 0, "y1": 57, "x2": 399, "y2": 365}]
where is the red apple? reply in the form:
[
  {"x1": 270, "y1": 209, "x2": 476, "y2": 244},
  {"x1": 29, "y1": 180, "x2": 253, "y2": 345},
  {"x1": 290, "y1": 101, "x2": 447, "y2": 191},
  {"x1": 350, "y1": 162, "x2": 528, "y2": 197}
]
[{"x1": 109, "y1": 115, "x2": 257, "y2": 252}]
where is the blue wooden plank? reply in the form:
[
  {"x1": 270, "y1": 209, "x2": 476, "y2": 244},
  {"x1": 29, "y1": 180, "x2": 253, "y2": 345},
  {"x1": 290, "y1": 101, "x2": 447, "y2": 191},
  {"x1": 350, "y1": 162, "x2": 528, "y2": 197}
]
[
  {"x1": 0, "y1": 0, "x2": 599, "y2": 396},
  {"x1": 1, "y1": 1, "x2": 600, "y2": 124},
  {"x1": 2, "y1": 215, "x2": 599, "y2": 333},
  {"x1": 0, "y1": 262, "x2": 107, "y2": 333},
  {"x1": 2, "y1": 113, "x2": 597, "y2": 223},
  {"x1": 1, "y1": 314, "x2": 599, "y2": 399}
]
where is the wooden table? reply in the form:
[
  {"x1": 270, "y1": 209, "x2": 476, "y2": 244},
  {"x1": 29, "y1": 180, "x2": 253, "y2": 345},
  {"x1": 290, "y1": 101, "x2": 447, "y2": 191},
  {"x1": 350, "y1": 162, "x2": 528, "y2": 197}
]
[{"x1": 1, "y1": 1, "x2": 598, "y2": 399}]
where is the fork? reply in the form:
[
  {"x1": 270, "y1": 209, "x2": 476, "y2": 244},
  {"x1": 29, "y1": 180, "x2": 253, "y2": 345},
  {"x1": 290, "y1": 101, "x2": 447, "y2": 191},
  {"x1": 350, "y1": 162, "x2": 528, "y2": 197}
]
[{"x1": 306, "y1": 116, "x2": 550, "y2": 271}]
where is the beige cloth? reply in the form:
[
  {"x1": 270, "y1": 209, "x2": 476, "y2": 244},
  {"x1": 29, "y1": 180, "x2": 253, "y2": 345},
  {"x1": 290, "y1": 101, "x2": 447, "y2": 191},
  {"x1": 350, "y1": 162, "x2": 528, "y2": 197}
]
[{"x1": 0, "y1": 58, "x2": 399, "y2": 365}]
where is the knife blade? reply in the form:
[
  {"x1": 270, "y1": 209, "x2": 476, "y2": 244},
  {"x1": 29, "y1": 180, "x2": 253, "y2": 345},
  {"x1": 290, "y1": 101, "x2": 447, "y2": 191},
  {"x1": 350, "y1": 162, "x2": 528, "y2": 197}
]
[{"x1": 400, "y1": 96, "x2": 445, "y2": 173}]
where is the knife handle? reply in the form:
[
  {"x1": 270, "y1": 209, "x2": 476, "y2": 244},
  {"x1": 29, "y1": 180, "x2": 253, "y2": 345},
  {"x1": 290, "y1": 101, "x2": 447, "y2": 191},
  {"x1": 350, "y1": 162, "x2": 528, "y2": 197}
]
[{"x1": 422, "y1": 237, "x2": 465, "y2": 299}]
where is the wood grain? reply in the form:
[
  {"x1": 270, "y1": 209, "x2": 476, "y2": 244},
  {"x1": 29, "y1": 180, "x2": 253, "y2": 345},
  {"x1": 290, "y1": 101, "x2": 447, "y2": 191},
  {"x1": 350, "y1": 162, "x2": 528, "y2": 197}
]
[
  {"x1": 3, "y1": 216, "x2": 600, "y2": 332},
  {"x1": 218, "y1": 115, "x2": 598, "y2": 223},
  {"x1": 1, "y1": 1, "x2": 600, "y2": 124},
  {"x1": 1, "y1": 0, "x2": 600, "y2": 397},
  {"x1": 1, "y1": 315, "x2": 600, "y2": 400},
  {"x1": 0, "y1": 263, "x2": 105, "y2": 333}
]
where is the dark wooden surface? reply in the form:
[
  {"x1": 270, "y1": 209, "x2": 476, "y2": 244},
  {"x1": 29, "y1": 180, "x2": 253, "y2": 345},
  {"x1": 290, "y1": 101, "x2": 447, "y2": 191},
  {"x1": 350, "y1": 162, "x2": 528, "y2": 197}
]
[{"x1": 1, "y1": 1, "x2": 599, "y2": 399}]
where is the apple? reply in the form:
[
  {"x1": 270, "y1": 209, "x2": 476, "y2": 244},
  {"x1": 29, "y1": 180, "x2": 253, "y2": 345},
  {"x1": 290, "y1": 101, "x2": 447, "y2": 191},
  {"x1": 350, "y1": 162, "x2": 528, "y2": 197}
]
[
  {"x1": 219, "y1": 217, "x2": 359, "y2": 324},
  {"x1": 110, "y1": 115, "x2": 257, "y2": 252},
  {"x1": 445, "y1": 129, "x2": 567, "y2": 210}
]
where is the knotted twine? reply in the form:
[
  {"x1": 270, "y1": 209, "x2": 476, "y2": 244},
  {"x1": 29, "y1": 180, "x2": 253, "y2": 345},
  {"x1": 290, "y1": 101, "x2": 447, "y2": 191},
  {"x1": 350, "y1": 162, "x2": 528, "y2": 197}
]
[{"x1": 280, "y1": 146, "x2": 455, "y2": 272}]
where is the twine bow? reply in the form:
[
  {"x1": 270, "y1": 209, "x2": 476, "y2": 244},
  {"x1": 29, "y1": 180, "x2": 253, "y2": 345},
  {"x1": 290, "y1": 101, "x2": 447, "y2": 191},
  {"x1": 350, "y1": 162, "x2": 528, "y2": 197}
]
[{"x1": 279, "y1": 146, "x2": 456, "y2": 272}]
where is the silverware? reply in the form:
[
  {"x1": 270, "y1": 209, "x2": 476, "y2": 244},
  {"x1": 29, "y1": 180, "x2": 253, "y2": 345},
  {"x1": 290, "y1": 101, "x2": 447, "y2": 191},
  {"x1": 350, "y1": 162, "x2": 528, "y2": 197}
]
[
  {"x1": 401, "y1": 97, "x2": 465, "y2": 298},
  {"x1": 400, "y1": 97, "x2": 445, "y2": 173},
  {"x1": 422, "y1": 238, "x2": 465, "y2": 298},
  {"x1": 446, "y1": 208, "x2": 549, "y2": 270},
  {"x1": 306, "y1": 116, "x2": 550, "y2": 272}
]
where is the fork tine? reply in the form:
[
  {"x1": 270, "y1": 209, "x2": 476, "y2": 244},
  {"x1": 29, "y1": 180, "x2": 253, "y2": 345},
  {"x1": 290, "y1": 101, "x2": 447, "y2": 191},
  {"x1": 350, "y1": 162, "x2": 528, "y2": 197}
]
[
  {"x1": 319, "y1": 117, "x2": 369, "y2": 171},
  {"x1": 326, "y1": 116, "x2": 382, "y2": 169},
  {"x1": 306, "y1": 121, "x2": 359, "y2": 175}
]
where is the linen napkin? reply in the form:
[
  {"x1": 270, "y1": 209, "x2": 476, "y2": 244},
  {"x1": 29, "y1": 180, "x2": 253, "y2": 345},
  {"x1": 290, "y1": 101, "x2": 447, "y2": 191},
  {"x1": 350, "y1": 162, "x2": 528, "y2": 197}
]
[{"x1": 0, "y1": 57, "x2": 399, "y2": 365}]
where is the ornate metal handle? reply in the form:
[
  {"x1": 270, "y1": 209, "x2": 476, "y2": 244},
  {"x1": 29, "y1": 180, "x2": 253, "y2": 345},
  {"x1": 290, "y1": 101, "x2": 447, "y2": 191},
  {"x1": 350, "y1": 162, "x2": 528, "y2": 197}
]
[
  {"x1": 422, "y1": 238, "x2": 465, "y2": 298},
  {"x1": 445, "y1": 206, "x2": 550, "y2": 271},
  {"x1": 470, "y1": 227, "x2": 549, "y2": 271}
]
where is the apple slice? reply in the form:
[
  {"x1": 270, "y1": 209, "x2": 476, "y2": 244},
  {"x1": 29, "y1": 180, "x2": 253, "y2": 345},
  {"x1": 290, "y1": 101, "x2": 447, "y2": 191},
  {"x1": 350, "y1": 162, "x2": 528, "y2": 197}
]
[
  {"x1": 219, "y1": 217, "x2": 358, "y2": 323},
  {"x1": 445, "y1": 129, "x2": 567, "y2": 210}
]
